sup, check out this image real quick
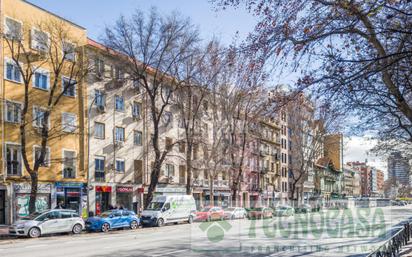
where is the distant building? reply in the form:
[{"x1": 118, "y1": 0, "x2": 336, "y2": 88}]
[
  {"x1": 388, "y1": 152, "x2": 411, "y2": 186},
  {"x1": 377, "y1": 170, "x2": 384, "y2": 196}
]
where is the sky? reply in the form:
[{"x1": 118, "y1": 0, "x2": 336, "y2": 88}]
[{"x1": 27, "y1": 0, "x2": 387, "y2": 174}]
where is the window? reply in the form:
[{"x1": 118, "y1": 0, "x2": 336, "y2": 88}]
[
  {"x1": 5, "y1": 101, "x2": 21, "y2": 123},
  {"x1": 179, "y1": 142, "x2": 185, "y2": 153},
  {"x1": 94, "y1": 58, "x2": 105, "y2": 76},
  {"x1": 63, "y1": 150, "x2": 76, "y2": 179},
  {"x1": 62, "y1": 113, "x2": 77, "y2": 132},
  {"x1": 5, "y1": 59, "x2": 21, "y2": 83},
  {"x1": 62, "y1": 77, "x2": 76, "y2": 97},
  {"x1": 62, "y1": 41, "x2": 76, "y2": 61},
  {"x1": 4, "y1": 17, "x2": 22, "y2": 40},
  {"x1": 94, "y1": 122, "x2": 105, "y2": 139},
  {"x1": 115, "y1": 95, "x2": 124, "y2": 111},
  {"x1": 31, "y1": 29, "x2": 49, "y2": 52},
  {"x1": 165, "y1": 137, "x2": 173, "y2": 151},
  {"x1": 115, "y1": 127, "x2": 125, "y2": 142},
  {"x1": 6, "y1": 144, "x2": 21, "y2": 176},
  {"x1": 33, "y1": 70, "x2": 49, "y2": 90},
  {"x1": 116, "y1": 159, "x2": 125, "y2": 172},
  {"x1": 114, "y1": 67, "x2": 124, "y2": 80},
  {"x1": 163, "y1": 111, "x2": 172, "y2": 126},
  {"x1": 132, "y1": 102, "x2": 141, "y2": 119},
  {"x1": 33, "y1": 145, "x2": 50, "y2": 167},
  {"x1": 95, "y1": 90, "x2": 106, "y2": 107},
  {"x1": 61, "y1": 211, "x2": 73, "y2": 219},
  {"x1": 134, "y1": 131, "x2": 142, "y2": 146},
  {"x1": 33, "y1": 107, "x2": 49, "y2": 128},
  {"x1": 95, "y1": 157, "x2": 105, "y2": 182},
  {"x1": 165, "y1": 164, "x2": 175, "y2": 177},
  {"x1": 162, "y1": 86, "x2": 173, "y2": 101}
]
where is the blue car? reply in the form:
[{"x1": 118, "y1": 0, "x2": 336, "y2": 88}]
[{"x1": 85, "y1": 210, "x2": 140, "y2": 232}]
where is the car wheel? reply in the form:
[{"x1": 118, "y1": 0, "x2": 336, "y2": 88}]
[
  {"x1": 157, "y1": 218, "x2": 164, "y2": 227},
  {"x1": 101, "y1": 223, "x2": 110, "y2": 232},
  {"x1": 130, "y1": 220, "x2": 138, "y2": 230},
  {"x1": 72, "y1": 224, "x2": 83, "y2": 234},
  {"x1": 188, "y1": 215, "x2": 193, "y2": 224},
  {"x1": 28, "y1": 227, "x2": 41, "y2": 238}
]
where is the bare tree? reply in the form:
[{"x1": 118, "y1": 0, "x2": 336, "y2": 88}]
[
  {"x1": 286, "y1": 94, "x2": 342, "y2": 203},
  {"x1": 103, "y1": 9, "x2": 200, "y2": 208},
  {"x1": 2, "y1": 18, "x2": 88, "y2": 214},
  {"x1": 213, "y1": 0, "x2": 412, "y2": 144}
]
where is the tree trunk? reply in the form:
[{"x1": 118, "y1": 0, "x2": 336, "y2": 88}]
[
  {"x1": 145, "y1": 161, "x2": 161, "y2": 209},
  {"x1": 28, "y1": 172, "x2": 38, "y2": 214},
  {"x1": 209, "y1": 178, "x2": 214, "y2": 206},
  {"x1": 186, "y1": 144, "x2": 193, "y2": 195}
]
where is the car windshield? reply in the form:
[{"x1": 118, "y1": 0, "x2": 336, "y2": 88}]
[
  {"x1": 146, "y1": 202, "x2": 164, "y2": 211},
  {"x1": 21, "y1": 211, "x2": 44, "y2": 220},
  {"x1": 253, "y1": 208, "x2": 263, "y2": 211},
  {"x1": 200, "y1": 207, "x2": 211, "y2": 212}
]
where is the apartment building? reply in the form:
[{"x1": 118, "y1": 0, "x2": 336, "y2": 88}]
[
  {"x1": 388, "y1": 152, "x2": 411, "y2": 186},
  {"x1": 258, "y1": 117, "x2": 281, "y2": 207},
  {"x1": 0, "y1": 0, "x2": 88, "y2": 224}
]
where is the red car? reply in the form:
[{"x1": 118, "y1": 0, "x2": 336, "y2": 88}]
[{"x1": 195, "y1": 206, "x2": 225, "y2": 222}]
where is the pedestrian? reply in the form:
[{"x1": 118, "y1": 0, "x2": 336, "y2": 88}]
[{"x1": 55, "y1": 201, "x2": 65, "y2": 209}]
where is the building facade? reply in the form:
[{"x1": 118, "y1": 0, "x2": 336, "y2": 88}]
[
  {"x1": 388, "y1": 152, "x2": 411, "y2": 186},
  {"x1": 0, "y1": 0, "x2": 88, "y2": 224}
]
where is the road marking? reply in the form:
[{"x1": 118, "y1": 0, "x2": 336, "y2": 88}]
[{"x1": 151, "y1": 249, "x2": 187, "y2": 257}]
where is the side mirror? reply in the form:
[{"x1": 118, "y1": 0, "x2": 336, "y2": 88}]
[
  {"x1": 161, "y1": 207, "x2": 166, "y2": 212},
  {"x1": 109, "y1": 215, "x2": 114, "y2": 218}
]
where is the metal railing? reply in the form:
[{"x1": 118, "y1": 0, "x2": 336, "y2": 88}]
[{"x1": 367, "y1": 222, "x2": 411, "y2": 257}]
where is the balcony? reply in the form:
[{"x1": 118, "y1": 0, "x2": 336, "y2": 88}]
[{"x1": 95, "y1": 171, "x2": 105, "y2": 182}]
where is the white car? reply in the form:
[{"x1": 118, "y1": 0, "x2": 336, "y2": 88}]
[
  {"x1": 224, "y1": 207, "x2": 247, "y2": 220},
  {"x1": 9, "y1": 209, "x2": 85, "y2": 238}
]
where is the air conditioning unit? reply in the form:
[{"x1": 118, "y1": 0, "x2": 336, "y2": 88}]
[{"x1": 96, "y1": 105, "x2": 106, "y2": 112}]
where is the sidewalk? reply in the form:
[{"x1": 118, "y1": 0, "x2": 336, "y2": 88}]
[{"x1": 401, "y1": 242, "x2": 412, "y2": 256}]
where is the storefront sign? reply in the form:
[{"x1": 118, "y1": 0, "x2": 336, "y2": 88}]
[
  {"x1": 156, "y1": 187, "x2": 186, "y2": 193},
  {"x1": 14, "y1": 183, "x2": 52, "y2": 194},
  {"x1": 96, "y1": 186, "x2": 112, "y2": 192},
  {"x1": 117, "y1": 186, "x2": 133, "y2": 193},
  {"x1": 55, "y1": 182, "x2": 84, "y2": 188},
  {"x1": 137, "y1": 187, "x2": 144, "y2": 193}
]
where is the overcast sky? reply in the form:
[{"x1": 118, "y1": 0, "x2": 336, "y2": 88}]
[{"x1": 27, "y1": 0, "x2": 386, "y2": 174}]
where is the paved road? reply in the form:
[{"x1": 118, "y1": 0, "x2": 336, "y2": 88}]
[{"x1": 0, "y1": 206, "x2": 411, "y2": 257}]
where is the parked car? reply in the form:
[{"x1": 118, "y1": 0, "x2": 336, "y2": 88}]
[
  {"x1": 273, "y1": 205, "x2": 295, "y2": 217},
  {"x1": 247, "y1": 207, "x2": 273, "y2": 219},
  {"x1": 9, "y1": 209, "x2": 84, "y2": 238},
  {"x1": 141, "y1": 195, "x2": 196, "y2": 227},
  {"x1": 195, "y1": 206, "x2": 225, "y2": 222},
  {"x1": 85, "y1": 210, "x2": 139, "y2": 232},
  {"x1": 224, "y1": 207, "x2": 247, "y2": 220},
  {"x1": 295, "y1": 204, "x2": 312, "y2": 214}
]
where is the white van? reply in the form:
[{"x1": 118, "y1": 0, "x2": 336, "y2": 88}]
[{"x1": 141, "y1": 195, "x2": 196, "y2": 227}]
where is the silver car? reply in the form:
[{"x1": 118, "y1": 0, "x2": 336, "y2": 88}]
[
  {"x1": 9, "y1": 209, "x2": 85, "y2": 238},
  {"x1": 224, "y1": 207, "x2": 247, "y2": 220}
]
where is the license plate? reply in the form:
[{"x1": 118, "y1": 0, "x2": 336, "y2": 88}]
[{"x1": 142, "y1": 220, "x2": 149, "y2": 223}]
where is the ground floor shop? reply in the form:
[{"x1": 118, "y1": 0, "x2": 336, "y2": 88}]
[
  {"x1": 0, "y1": 185, "x2": 7, "y2": 225},
  {"x1": 55, "y1": 182, "x2": 87, "y2": 217},
  {"x1": 89, "y1": 184, "x2": 139, "y2": 216},
  {"x1": 13, "y1": 182, "x2": 52, "y2": 220}
]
